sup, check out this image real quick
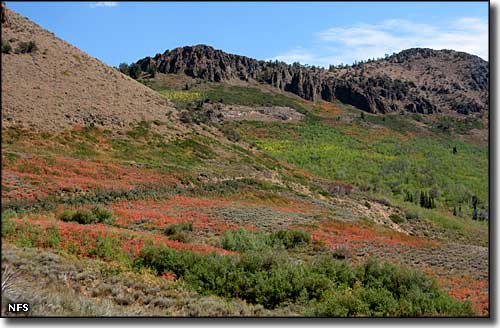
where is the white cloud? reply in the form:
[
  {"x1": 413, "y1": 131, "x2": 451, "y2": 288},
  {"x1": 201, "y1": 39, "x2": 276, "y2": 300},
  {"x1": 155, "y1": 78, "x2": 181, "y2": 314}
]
[
  {"x1": 90, "y1": 2, "x2": 119, "y2": 8},
  {"x1": 273, "y1": 17, "x2": 488, "y2": 67},
  {"x1": 271, "y1": 47, "x2": 314, "y2": 64}
]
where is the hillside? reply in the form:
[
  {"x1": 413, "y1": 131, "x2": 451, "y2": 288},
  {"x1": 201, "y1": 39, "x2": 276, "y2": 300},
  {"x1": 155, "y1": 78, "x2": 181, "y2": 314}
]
[
  {"x1": 134, "y1": 44, "x2": 488, "y2": 116},
  {"x1": 1, "y1": 7, "x2": 180, "y2": 132},
  {"x1": 1, "y1": 5, "x2": 489, "y2": 317}
]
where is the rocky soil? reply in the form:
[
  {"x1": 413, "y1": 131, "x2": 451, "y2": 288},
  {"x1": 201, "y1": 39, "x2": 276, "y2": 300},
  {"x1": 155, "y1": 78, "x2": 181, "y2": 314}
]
[{"x1": 203, "y1": 103, "x2": 304, "y2": 123}]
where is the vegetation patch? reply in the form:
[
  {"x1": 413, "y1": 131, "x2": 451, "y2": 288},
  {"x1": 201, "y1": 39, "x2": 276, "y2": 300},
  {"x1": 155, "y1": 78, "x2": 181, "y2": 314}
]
[
  {"x1": 236, "y1": 118, "x2": 487, "y2": 222},
  {"x1": 58, "y1": 207, "x2": 114, "y2": 225},
  {"x1": 15, "y1": 40, "x2": 37, "y2": 54},
  {"x1": 134, "y1": 244, "x2": 473, "y2": 315}
]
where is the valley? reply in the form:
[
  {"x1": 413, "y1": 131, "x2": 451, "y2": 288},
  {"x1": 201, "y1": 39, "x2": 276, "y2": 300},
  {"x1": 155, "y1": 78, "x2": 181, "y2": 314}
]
[{"x1": 0, "y1": 4, "x2": 489, "y2": 317}]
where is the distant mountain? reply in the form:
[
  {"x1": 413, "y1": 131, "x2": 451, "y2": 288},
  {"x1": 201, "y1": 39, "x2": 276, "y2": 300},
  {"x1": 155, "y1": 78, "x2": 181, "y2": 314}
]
[{"x1": 135, "y1": 45, "x2": 488, "y2": 115}]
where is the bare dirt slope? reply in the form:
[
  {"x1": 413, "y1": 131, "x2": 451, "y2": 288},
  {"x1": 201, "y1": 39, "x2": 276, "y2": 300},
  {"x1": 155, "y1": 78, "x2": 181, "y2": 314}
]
[{"x1": 1, "y1": 7, "x2": 179, "y2": 132}]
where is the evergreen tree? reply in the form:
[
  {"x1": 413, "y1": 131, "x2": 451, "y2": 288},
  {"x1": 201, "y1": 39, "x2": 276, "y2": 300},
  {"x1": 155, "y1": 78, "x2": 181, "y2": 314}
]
[
  {"x1": 147, "y1": 66, "x2": 156, "y2": 78},
  {"x1": 118, "y1": 62, "x2": 129, "y2": 75},
  {"x1": 430, "y1": 195, "x2": 435, "y2": 209},
  {"x1": 128, "y1": 63, "x2": 141, "y2": 79},
  {"x1": 420, "y1": 190, "x2": 425, "y2": 208}
]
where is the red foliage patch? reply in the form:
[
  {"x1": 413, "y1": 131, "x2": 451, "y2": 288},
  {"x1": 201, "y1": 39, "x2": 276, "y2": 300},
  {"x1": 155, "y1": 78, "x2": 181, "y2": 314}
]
[
  {"x1": 311, "y1": 220, "x2": 439, "y2": 250},
  {"x1": 1, "y1": 155, "x2": 178, "y2": 201},
  {"x1": 9, "y1": 218, "x2": 235, "y2": 257},
  {"x1": 438, "y1": 275, "x2": 489, "y2": 316},
  {"x1": 161, "y1": 271, "x2": 177, "y2": 281},
  {"x1": 110, "y1": 196, "x2": 234, "y2": 231}
]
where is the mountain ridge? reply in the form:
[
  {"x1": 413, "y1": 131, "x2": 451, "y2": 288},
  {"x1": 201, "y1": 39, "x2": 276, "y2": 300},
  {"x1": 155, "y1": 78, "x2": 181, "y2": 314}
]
[{"x1": 134, "y1": 44, "x2": 489, "y2": 115}]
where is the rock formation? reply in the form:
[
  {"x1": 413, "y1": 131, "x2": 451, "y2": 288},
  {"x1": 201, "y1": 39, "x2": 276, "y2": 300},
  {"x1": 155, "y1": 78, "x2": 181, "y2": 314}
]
[{"x1": 135, "y1": 45, "x2": 488, "y2": 115}]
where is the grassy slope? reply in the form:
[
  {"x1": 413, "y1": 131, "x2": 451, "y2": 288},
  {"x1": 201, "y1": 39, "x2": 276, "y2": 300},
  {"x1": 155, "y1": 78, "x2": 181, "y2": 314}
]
[{"x1": 228, "y1": 107, "x2": 488, "y2": 243}]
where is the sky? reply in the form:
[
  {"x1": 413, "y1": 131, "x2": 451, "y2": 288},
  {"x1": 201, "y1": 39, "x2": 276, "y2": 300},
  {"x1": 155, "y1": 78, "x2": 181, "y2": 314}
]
[{"x1": 6, "y1": 1, "x2": 489, "y2": 68}]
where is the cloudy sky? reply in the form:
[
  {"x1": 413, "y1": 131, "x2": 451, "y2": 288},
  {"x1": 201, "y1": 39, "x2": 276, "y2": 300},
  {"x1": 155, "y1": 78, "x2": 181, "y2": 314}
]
[{"x1": 7, "y1": 1, "x2": 488, "y2": 67}]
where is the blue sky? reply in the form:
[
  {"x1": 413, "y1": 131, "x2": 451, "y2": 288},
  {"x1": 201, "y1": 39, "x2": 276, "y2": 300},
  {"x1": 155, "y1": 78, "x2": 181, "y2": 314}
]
[{"x1": 6, "y1": 1, "x2": 488, "y2": 67}]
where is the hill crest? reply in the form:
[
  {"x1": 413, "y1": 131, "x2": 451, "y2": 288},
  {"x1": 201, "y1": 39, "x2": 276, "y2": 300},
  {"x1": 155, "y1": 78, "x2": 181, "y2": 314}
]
[
  {"x1": 1, "y1": 6, "x2": 180, "y2": 132},
  {"x1": 135, "y1": 44, "x2": 488, "y2": 115}
]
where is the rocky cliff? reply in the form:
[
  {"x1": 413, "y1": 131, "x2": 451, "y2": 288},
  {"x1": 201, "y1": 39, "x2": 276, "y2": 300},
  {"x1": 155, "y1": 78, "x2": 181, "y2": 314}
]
[{"x1": 136, "y1": 45, "x2": 488, "y2": 115}]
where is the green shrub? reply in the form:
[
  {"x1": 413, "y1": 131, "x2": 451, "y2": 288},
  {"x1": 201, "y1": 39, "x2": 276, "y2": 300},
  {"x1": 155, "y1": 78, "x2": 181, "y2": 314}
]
[
  {"x1": 1, "y1": 210, "x2": 16, "y2": 237},
  {"x1": 16, "y1": 41, "x2": 37, "y2": 54},
  {"x1": 147, "y1": 66, "x2": 156, "y2": 78},
  {"x1": 58, "y1": 207, "x2": 114, "y2": 225},
  {"x1": 389, "y1": 213, "x2": 406, "y2": 224},
  {"x1": 15, "y1": 222, "x2": 40, "y2": 248},
  {"x1": 331, "y1": 244, "x2": 350, "y2": 260},
  {"x1": 271, "y1": 229, "x2": 311, "y2": 249},
  {"x1": 220, "y1": 126, "x2": 241, "y2": 142},
  {"x1": 91, "y1": 206, "x2": 114, "y2": 224},
  {"x1": 118, "y1": 62, "x2": 129, "y2": 75},
  {"x1": 168, "y1": 231, "x2": 190, "y2": 242},
  {"x1": 164, "y1": 222, "x2": 193, "y2": 235},
  {"x1": 42, "y1": 224, "x2": 61, "y2": 247},
  {"x1": 220, "y1": 228, "x2": 270, "y2": 252},
  {"x1": 163, "y1": 222, "x2": 193, "y2": 242},
  {"x1": 405, "y1": 208, "x2": 421, "y2": 220},
  {"x1": 128, "y1": 63, "x2": 141, "y2": 79},
  {"x1": 89, "y1": 236, "x2": 121, "y2": 260},
  {"x1": 179, "y1": 111, "x2": 192, "y2": 124},
  {"x1": 2, "y1": 41, "x2": 11, "y2": 54},
  {"x1": 220, "y1": 228, "x2": 311, "y2": 252},
  {"x1": 133, "y1": 245, "x2": 473, "y2": 315}
]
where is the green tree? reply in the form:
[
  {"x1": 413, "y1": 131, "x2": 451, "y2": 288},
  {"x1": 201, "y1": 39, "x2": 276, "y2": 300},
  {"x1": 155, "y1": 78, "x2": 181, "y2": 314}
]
[
  {"x1": 118, "y1": 62, "x2": 129, "y2": 75},
  {"x1": 128, "y1": 63, "x2": 141, "y2": 79},
  {"x1": 147, "y1": 65, "x2": 156, "y2": 78}
]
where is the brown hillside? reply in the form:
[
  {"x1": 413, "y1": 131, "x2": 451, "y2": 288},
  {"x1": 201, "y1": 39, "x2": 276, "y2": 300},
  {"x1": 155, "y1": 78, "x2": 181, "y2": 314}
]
[{"x1": 1, "y1": 7, "x2": 179, "y2": 132}]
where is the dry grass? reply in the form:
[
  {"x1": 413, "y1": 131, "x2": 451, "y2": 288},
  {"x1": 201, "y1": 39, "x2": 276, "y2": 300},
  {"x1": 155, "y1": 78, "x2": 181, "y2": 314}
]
[{"x1": 1, "y1": 8, "x2": 183, "y2": 133}]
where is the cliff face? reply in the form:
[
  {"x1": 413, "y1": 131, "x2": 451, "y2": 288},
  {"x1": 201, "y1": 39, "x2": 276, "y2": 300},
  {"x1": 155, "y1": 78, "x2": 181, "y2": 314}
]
[{"x1": 136, "y1": 45, "x2": 489, "y2": 115}]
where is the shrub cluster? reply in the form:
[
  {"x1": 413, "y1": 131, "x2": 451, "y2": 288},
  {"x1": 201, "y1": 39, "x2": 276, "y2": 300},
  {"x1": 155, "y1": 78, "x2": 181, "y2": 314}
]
[
  {"x1": 163, "y1": 222, "x2": 193, "y2": 242},
  {"x1": 220, "y1": 126, "x2": 241, "y2": 142},
  {"x1": 58, "y1": 206, "x2": 114, "y2": 225},
  {"x1": 117, "y1": 62, "x2": 142, "y2": 79},
  {"x1": 134, "y1": 244, "x2": 474, "y2": 315},
  {"x1": 220, "y1": 228, "x2": 311, "y2": 252},
  {"x1": 15, "y1": 41, "x2": 37, "y2": 54},
  {"x1": 389, "y1": 213, "x2": 405, "y2": 224},
  {"x1": 2, "y1": 41, "x2": 12, "y2": 54}
]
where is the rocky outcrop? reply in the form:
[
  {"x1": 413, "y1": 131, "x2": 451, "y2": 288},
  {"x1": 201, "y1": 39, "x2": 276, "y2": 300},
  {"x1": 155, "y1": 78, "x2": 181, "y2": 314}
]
[
  {"x1": 138, "y1": 45, "x2": 261, "y2": 82},
  {"x1": 135, "y1": 45, "x2": 488, "y2": 115}
]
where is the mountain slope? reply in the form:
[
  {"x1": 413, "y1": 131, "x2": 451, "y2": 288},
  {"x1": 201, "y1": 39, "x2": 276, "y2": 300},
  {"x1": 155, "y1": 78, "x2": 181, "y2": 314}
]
[
  {"x1": 135, "y1": 45, "x2": 488, "y2": 115},
  {"x1": 0, "y1": 5, "x2": 489, "y2": 317},
  {"x1": 1, "y1": 7, "x2": 179, "y2": 132},
  {"x1": 328, "y1": 48, "x2": 489, "y2": 115}
]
